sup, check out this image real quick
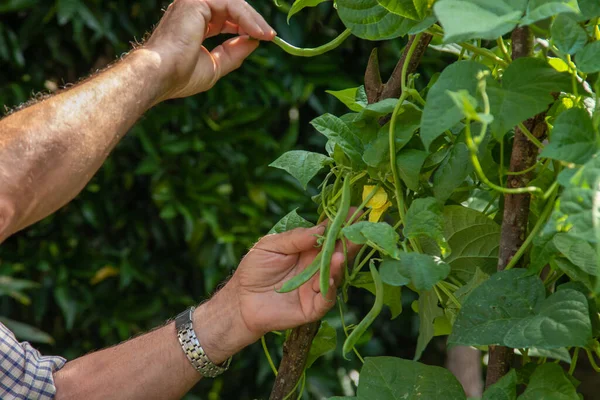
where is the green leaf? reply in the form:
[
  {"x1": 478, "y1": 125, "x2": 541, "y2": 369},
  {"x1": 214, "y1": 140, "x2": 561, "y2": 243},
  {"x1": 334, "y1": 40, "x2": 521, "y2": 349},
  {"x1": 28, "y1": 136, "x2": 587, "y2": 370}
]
[
  {"x1": 395, "y1": 149, "x2": 428, "y2": 191},
  {"x1": 488, "y1": 57, "x2": 572, "y2": 140},
  {"x1": 517, "y1": 363, "x2": 579, "y2": 400},
  {"x1": 330, "y1": 356, "x2": 466, "y2": 400},
  {"x1": 483, "y1": 369, "x2": 517, "y2": 400},
  {"x1": 0, "y1": 317, "x2": 54, "y2": 344},
  {"x1": 361, "y1": 98, "x2": 399, "y2": 115},
  {"x1": 326, "y1": 86, "x2": 367, "y2": 112},
  {"x1": 376, "y1": 0, "x2": 426, "y2": 20},
  {"x1": 342, "y1": 221, "x2": 401, "y2": 259},
  {"x1": 269, "y1": 209, "x2": 314, "y2": 234},
  {"x1": 558, "y1": 281, "x2": 600, "y2": 337},
  {"x1": 337, "y1": 0, "x2": 420, "y2": 40},
  {"x1": 579, "y1": 0, "x2": 600, "y2": 18},
  {"x1": 433, "y1": 142, "x2": 473, "y2": 202},
  {"x1": 287, "y1": 0, "x2": 330, "y2": 23},
  {"x1": 443, "y1": 206, "x2": 500, "y2": 281},
  {"x1": 415, "y1": 289, "x2": 445, "y2": 360},
  {"x1": 404, "y1": 198, "x2": 450, "y2": 257},
  {"x1": 526, "y1": 347, "x2": 572, "y2": 363},
  {"x1": 352, "y1": 272, "x2": 403, "y2": 319},
  {"x1": 521, "y1": 0, "x2": 581, "y2": 26},
  {"x1": 576, "y1": 41, "x2": 600, "y2": 74},
  {"x1": 434, "y1": 0, "x2": 524, "y2": 43},
  {"x1": 421, "y1": 61, "x2": 489, "y2": 149},
  {"x1": 363, "y1": 103, "x2": 421, "y2": 167},
  {"x1": 311, "y1": 114, "x2": 365, "y2": 167},
  {"x1": 270, "y1": 150, "x2": 333, "y2": 189},
  {"x1": 380, "y1": 253, "x2": 450, "y2": 291},
  {"x1": 449, "y1": 269, "x2": 592, "y2": 349},
  {"x1": 540, "y1": 108, "x2": 598, "y2": 165},
  {"x1": 553, "y1": 233, "x2": 598, "y2": 276},
  {"x1": 306, "y1": 321, "x2": 337, "y2": 368},
  {"x1": 551, "y1": 14, "x2": 587, "y2": 55}
]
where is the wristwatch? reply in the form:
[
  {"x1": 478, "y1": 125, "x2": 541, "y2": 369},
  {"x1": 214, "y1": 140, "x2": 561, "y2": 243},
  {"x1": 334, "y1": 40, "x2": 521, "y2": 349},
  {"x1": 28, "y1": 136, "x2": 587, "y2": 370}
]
[{"x1": 174, "y1": 306, "x2": 232, "y2": 378}]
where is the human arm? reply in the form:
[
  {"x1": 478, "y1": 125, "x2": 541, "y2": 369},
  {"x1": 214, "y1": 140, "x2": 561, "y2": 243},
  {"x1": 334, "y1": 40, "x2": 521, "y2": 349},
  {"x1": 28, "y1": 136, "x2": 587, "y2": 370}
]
[
  {"x1": 52, "y1": 225, "x2": 359, "y2": 400},
  {"x1": 0, "y1": 0, "x2": 275, "y2": 242}
]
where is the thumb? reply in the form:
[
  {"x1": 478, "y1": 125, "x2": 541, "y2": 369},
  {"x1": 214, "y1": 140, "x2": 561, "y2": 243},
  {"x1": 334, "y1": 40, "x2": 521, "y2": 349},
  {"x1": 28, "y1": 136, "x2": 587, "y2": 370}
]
[
  {"x1": 255, "y1": 225, "x2": 326, "y2": 255},
  {"x1": 211, "y1": 35, "x2": 259, "y2": 80}
]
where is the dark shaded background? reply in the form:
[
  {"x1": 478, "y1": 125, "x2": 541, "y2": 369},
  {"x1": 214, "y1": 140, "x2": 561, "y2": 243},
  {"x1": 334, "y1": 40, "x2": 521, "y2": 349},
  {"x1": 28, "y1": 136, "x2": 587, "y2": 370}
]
[{"x1": 0, "y1": 1, "x2": 454, "y2": 398}]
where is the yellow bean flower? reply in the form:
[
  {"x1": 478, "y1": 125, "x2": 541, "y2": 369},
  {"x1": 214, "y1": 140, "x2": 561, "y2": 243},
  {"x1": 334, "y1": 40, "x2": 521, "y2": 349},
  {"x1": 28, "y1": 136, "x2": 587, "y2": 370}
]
[{"x1": 362, "y1": 185, "x2": 392, "y2": 222}]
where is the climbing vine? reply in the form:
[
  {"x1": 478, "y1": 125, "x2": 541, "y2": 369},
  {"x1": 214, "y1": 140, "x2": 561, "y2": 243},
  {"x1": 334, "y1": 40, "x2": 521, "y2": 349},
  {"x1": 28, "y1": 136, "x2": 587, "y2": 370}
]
[{"x1": 267, "y1": 0, "x2": 600, "y2": 398}]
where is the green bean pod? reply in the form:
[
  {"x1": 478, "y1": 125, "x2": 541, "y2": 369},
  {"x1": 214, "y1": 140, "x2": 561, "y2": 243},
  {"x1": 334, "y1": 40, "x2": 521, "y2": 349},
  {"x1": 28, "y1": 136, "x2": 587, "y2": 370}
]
[
  {"x1": 320, "y1": 176, "x2": 352, "y2": 297},
  {"x1": 342, "y1": 261, "x2": 384, "y2": 357},
  {"x1": 277, "y1": 252, "x2": 322, "y2": 293},
  {"x1": 272, "y1": 29, "x2": 352, "y2": 57}
]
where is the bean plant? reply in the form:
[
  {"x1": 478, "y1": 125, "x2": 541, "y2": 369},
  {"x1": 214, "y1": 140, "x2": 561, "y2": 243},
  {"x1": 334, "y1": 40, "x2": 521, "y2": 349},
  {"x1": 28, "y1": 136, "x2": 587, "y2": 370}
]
[{"x1": 265, "y1": 0, "x2": 600, "y2": 399}]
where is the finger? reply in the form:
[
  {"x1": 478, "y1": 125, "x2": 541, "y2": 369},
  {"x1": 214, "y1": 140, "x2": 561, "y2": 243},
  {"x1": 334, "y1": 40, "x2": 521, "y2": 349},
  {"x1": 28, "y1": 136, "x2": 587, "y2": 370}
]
[
  {"x1": 207, "y1": 20, "x2": 247, "y2": 37},
  {"x1": 208, "y1": 0, "x2": 272, "y2": 40},
  {"x1": 210, "y1": 35, "x2": 259, "y2": 80},
  {"x1": 241, "y1": 0, "x2": 276, "y2": 39},
  {"x1": 311, "y1": 251, "x2": 344, "y2": 293},
  {"x1": 255, "y1": 224, "x2": 326, "y2": 255}
]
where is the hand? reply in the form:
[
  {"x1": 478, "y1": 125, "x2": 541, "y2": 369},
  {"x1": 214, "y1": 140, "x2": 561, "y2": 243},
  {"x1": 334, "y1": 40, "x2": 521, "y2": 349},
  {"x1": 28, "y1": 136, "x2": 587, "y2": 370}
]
[
  {"x1": 143, "y1": 0, "x2": 276, "y2": 102},
  {"x1": 194, "y1": 223, "x2": 360, "y2": 364}
]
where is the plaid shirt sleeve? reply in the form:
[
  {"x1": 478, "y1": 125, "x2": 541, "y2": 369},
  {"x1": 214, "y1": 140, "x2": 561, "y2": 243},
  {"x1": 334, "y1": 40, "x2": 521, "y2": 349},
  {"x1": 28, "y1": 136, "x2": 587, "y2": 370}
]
[{"x1": 0, "y1": 322, "x2": 66, "y2": 400}]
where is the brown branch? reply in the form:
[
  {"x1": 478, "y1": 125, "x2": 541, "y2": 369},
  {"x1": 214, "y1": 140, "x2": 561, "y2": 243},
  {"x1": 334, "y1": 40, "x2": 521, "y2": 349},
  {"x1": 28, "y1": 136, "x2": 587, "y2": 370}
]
[
  {"x1": 485, "y1": 26, "x2": 546, "y2": 388},
  {"x1": 269, "y1": 322, "x2": 319, "y2": 400},
  {"x1": 380, "y1": 33, "x2": 433, "y2": 101},
  {"x1": 365, "y1": 48, "x2": 383, "y2": 104}
]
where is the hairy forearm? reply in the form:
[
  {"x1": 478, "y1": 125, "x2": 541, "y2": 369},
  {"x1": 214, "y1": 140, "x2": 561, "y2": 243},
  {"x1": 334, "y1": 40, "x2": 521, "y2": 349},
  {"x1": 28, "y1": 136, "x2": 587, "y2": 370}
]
[
  {"x1": 53, "y1": 291, "x2": 251, "y2": 400},
  {"x1": 0, "y1": 49, "x2": 165, "y2": 240}
]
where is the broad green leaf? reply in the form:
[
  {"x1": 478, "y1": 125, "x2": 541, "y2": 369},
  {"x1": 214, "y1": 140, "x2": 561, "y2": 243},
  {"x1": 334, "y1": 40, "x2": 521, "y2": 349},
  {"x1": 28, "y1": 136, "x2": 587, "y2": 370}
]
[
  {"x1": 404, "y1": 198, "x2": 450, "y2": 257},
  {"x1": 395, "y1": 149, "x2": 428, "y2": 191},
  {"x1": 361, "y1": 98, "x2": 399, "y2": 116},
  {"x1": 311, "y1": 114, "x2": 365, "y2": 167},
  {"x1": 306, "y1": 321, "x2": 337, "y2": 368},
  {"x1": 0, "y1": 317, "x2": 54, "y2": 344},
  {"x1": 576, "y1": 41, "x2": 600, "y2": 74},
  {"x1": 287, "y1": 0, "x2": 330, "y2": 23},
  {"x1": 558, "y1": 281, "x2": 600, "y2": 337},
  {"x1": 488, "y1": 57, "x2": 572, "y2": 140},
  {"x1": 337, "y1": 0, "x2": 420, "y2": 40},
  {"x1": 421, "y1": 61, "x2": 489, "y2": 149},
  {"x1": 442, "y1": 206, "x2": 499, "y2": 281},
  {"x1": 330, "y1": 356, "x2": 466, "y2": 400},
  {"x1": 553, "y1": 233, "x2": 598, "y2": 276},
  {"x1": 526, "y1": 347, "x2": 572, "y2": 363},
  {"x1": 483, "y1": 369, "x2": 517, "y2": 400},
  {"x1": 352, "y1": 272, "x2": 403, "y2": 319},
  {"x1": 380, "y1": 253, "x2": 450, "y2": 291},
  {"x1": 269, "y1": 209, "x2": 314, "y2": 234},
  {"x1": 326, "y1": 86, "x2": 368, "y2": 112},
  {"x1": 540, "y1": 108, "x2": 598, "y2": 165},
  {"x1": 553, "y1": 258, "x2": 598, "y2": 295},
  {"x1": 342, "y1": 221, "x2": 401, "y2": 259},
  {"x1": 551, "y1": 14, "x2": 587, "y2": 55},
  {"x1": 415, "y1": 289, "x2": 445, "y2": 360},
  {"x1": 270, "y1": 150, "x2": 333, "y2": 189},
  {"x1": 517, "y1": 363, "x2": 578, "y2": 400},
  {"x1": 434, "y1": 0, "x2": 525, "y2": 43},
  {"x1": 579, "y1": 0, "x2": 600, "y2": 18},
  {"x1": 376, "y1": 0, "x2": 427, "y2": 20},
  {"x1": 449, "y1": 269, "x2": 592, "y2": 349},
  {"x1": 445, "y1": 267, "x2": 490, "y2": 324},
  {"x1": 433, "y1": 142, "x2": 473, "y2": 202},
  {"x1": 363, "y1": 103, "x2": 421, "y2": 167},
  {"x1": 521, "y1": 0, "x2": 581, "y2": 26}
]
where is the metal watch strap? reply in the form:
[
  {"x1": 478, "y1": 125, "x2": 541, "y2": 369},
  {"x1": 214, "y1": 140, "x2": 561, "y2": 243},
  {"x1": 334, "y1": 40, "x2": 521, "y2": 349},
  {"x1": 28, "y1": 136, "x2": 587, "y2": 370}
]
[{"x1": 174, "y1": 306, "x2": 231, "y2": 378}]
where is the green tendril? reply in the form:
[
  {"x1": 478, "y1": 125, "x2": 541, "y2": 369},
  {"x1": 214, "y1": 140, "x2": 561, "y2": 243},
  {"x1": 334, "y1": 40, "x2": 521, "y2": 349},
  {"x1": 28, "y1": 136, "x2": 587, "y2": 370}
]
[{"x1": 273, "y1": 29, "x2": 352, "y2": 57}]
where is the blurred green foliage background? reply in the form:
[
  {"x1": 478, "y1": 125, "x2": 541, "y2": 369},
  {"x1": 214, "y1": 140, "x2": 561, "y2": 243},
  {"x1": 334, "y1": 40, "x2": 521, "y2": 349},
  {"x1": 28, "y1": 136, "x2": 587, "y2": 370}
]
[{"x1": 0, "y1": 1, "x2": 448, "y2": 398}]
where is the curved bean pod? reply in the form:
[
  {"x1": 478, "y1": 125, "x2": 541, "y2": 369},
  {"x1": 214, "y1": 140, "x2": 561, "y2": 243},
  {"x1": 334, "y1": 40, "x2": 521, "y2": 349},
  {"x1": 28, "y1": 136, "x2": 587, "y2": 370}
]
[
  {"x1": 277, "y1": 252, "x2": 323, "y2": 293},
  {"x1": 342, "y1": 262, "x2": 384, "y2": 357},
  {"x1": 272, "y1": 29, "x2": 352, "y2": 57},
  {"x1": 319, "y1": 176, "x2": 352, "y2": 297}
]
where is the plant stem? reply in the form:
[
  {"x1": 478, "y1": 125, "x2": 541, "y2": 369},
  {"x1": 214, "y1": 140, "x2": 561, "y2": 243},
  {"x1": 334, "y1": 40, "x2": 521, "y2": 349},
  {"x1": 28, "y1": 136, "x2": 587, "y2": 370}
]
[
  {"x1": 436, "y1": 282, "x2": 461, "y2": 309},
  {"x1": 273, "y1": 29, "x2": 352, "y2": 57},
  {"x1": 505, "y1": 185, "x2": 558, "y2": 270},
  {"x1": 569, "y1": 348, "x2": 579, "y2": 375},
  {"x1": 517, "y1": 122, "x2": 544, "y2": 149},
  {"x1": 262, "y1": 336, "x2": 278, "y2": 376},
  {"x1": 497, "y1": 37, "x2": 512, "y2": 63},
  {"x1": 586, "y1": 348, "x2": 600, "y2": 372},
  {"x1": 459, "y1": 42, "x2": 509, "y2": 68}
]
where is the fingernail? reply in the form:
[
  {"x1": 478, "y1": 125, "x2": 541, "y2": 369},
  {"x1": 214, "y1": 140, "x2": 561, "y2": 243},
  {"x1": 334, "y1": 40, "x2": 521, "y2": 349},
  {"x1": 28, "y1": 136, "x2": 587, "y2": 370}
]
[
  {"x1": 256, "y1": 24, "x2": 265, "y2": 36},
  {"x1": 315, "y1": 225, "x2": 326, "y2": 234},
  {"x1": 329, "y1": 278, "x2": 334, "y2": 286},
  {"x1": 271, "y1": 29, "x2": 277, "y2": 36}
]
